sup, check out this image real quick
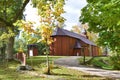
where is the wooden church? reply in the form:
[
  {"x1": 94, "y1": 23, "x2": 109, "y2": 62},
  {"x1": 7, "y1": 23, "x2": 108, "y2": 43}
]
[{"x1": 50, "y1": 27, "x2": 100, "y2": 56}]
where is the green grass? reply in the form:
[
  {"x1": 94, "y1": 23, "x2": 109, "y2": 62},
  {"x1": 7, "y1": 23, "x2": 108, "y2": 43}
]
[
  {"x1": 0, "y1": 56, "x2": 111, "y2": 80},
  {"x1": 79, "y1": 56, "x2": 113, "y2": 70}
]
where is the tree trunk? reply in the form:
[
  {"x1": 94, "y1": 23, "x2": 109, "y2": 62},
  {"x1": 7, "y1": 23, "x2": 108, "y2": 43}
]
[
  {"x1": 6, "y1": 36, "x2": 14, "y2": 60},
  {"x1": 46, "y1": 53, "x2": 50, "y2": 75}
]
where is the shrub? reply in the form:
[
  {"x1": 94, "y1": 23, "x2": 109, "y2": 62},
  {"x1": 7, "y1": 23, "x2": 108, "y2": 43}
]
[
  {"x1": 79, "y1": 57, "x2": 113, "y2": 70},
  {"x1": 110, "y1": 54, "x2": 120, "y2": 70}
]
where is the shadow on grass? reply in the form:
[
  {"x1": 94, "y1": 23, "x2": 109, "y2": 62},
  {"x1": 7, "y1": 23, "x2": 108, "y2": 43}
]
[
  {"x1": 82, "y1": 75, "x2": 114, "y2": 80},
  {"x1": 53, "y1": 66, "x2": 61, "y2": 69},
  {"x1": 0, "y1": 66, "x2": 20, "y2": 79},
  {"x1": 82, "y1": 75, "x2": 101, "y2": 78},
  {"x1": 52, "y1": 73, "x2": 72, "y2": 77}
]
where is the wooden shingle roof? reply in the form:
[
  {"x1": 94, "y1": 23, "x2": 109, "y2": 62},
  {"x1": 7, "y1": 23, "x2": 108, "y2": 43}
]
[{"x1": 51, "y1": 27, "x2": 95, "y2": 46}]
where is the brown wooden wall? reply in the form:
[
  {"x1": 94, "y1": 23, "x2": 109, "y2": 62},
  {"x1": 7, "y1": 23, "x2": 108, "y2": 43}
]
[
  {"x1": 50, "y1": 36, "x2": 100, "y2": 56},
  {"x1": 50, "y1": 36, "x2": 75, "y2": 56},
  {"x1": 92, "y1": 46, "x2": 100, "y2": 56}
]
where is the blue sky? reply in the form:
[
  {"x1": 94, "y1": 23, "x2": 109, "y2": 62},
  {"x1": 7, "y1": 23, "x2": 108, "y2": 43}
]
[{"x1": 24, "y1": 0, "x2": 87, "y2": 30}]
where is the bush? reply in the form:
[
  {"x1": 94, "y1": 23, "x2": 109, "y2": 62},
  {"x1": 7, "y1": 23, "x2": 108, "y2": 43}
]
[
  {"x1": 110, "y1": 54, "x2": 120, "y2": 70},
  {"x1": 79, "y1": 57, "x2": 113, "y2": 70},
  {"x1": 91, "y1": 57, "x2": 112, "y2": 69}
]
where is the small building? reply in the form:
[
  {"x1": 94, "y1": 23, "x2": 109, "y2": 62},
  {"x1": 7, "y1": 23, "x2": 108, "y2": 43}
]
[
  {"x1": 50, "y1": 27, "x2": 100, "y2": 56},
  {"x1": 27, "y1": 44, "x2": 38, "y2": 56}
]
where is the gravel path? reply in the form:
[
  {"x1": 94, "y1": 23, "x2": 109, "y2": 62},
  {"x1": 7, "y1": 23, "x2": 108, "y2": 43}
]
[
  {"x1": 54, "y1": 56, "x2": 120, "y2": 79},
  {"x1": 54, "y1": 56, "x2": 80, "y2": 67}
]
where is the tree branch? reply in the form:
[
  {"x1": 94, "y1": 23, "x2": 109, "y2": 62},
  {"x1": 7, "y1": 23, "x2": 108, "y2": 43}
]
[{"x1": 13, "y1": 0, "x2": 30, "y2": 22}]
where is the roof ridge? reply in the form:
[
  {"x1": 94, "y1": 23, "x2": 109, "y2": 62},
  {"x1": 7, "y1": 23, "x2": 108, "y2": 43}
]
[{"x1": 57, "y1": 27, "x2": 66, "y2": 35}]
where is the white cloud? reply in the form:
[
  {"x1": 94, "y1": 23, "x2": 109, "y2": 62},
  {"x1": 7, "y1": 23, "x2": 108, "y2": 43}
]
[
  {"x1": 63, "y1": 0, "x2": 87, "y2": 30},
  {"x1": 24, "y1": 2, "x2": 40, "y2": 25},
  {"x1": 24, "y1": 0, "x2": 87, "y2": 30},
  {"x1": 64, "y1": 22, "x2": 77, "y2": 30},
  {"x1": 65, "y1": 0, "x2": 87, "y2": 9}
]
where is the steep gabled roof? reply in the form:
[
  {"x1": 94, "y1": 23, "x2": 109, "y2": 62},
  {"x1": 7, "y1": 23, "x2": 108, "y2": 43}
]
[{"x1": 51, "y1": 27, "x2": 95, "y2": 46}]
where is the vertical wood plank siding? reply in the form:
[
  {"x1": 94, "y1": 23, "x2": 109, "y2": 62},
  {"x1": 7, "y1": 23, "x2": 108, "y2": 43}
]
[{"x1": 50, "y1": 36, "x2": 100, "y2": 56}]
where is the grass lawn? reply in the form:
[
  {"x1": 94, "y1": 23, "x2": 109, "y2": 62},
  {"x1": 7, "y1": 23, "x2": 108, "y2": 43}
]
[{"x1": 0, "y1": 56, "x2": 110, "y2": 80}]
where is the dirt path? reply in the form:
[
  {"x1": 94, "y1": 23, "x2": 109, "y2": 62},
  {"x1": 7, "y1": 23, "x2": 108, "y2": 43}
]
[{"x1": 54, "y1": 56, "x2": 120, "y2": 79}]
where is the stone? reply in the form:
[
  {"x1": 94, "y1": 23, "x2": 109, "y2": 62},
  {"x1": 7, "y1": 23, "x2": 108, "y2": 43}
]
[{"x1": 16, "y1": 65, "x2": 35, "y2": 71}]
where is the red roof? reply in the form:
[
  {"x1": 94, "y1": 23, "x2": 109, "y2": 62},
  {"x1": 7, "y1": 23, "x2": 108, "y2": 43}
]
[{"x1": 51, "y1": 27, "x2": 95, "y2": 46}]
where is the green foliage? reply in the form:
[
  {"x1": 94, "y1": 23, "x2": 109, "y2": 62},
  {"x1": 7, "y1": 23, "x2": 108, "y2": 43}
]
[
  {"x1": 14, "y1": 38, "x2": 27, "y2": 53},
  {"x1": 90, "y1": 57, "x2": 112, "y2": 69},
  {"x1": 80, "y1": 0, "x2": 120, "y2": 54},
  {"x1": 36, "y1": 42, "x2": 46, "y2": 55},
  {"x1": 14, "y1": 29, "x2": 47, "y2": 55},
  {"x1": 21, "y1": 32, "x2": 38, "y2": 44},
  {"x1": 109, "y1": 54, "x2": 120, "y2": 70},
  {"x1": 0, "y1": 0, "x2": 23, "y2": 22},
  {"x1": 79, "y1": 57, "x2": 113, "y2": 70},
  {"x1": 14, "y1": 20, "x2": 48, "y2": 55},
  {"x1": 0, "y1": 0, "x2": 30, "y2": 59},
  {"x1": 0, "y1": 29, "x2": 14, "y2": 42}
]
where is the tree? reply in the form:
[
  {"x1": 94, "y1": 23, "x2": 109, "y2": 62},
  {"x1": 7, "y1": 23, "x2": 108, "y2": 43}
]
[
  {"x1": 80, "y1": 0, "x2": 120, "y2": 54},
  {"x1": 14, "y1": 20, "x2": 39, "y2": 52},
  {"x1": 71, "y1": 25, "x2": 81, "y2": 34},
  {"x1": 15, "y1": 0, "x2": 65, "y2": 74},
  {"x1": 82, "y1": 24, "x2": 98, "y2": 42},
  {"x1": 71, "y1": 24, "x2": 98, "y2": 42},
  {"x1": 32, "y1": 0, "x2": 65, "y2": 74},
  {"x1": 0, "y1": 0, "x2": 30, "y2": 60}
]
